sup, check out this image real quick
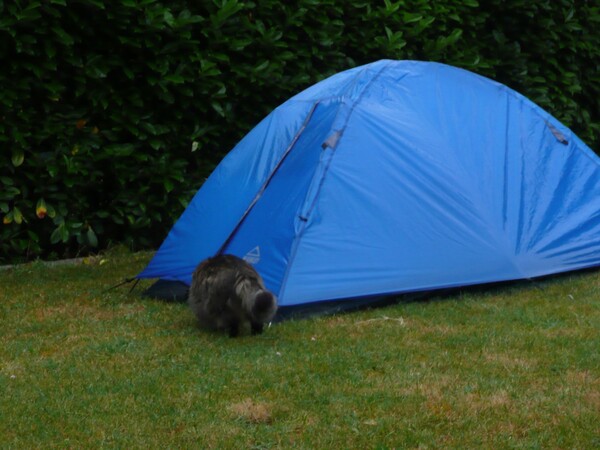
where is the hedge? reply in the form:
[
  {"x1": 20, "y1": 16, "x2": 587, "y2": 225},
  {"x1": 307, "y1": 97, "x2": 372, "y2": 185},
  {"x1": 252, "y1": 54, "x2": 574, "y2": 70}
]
[{"x1": 1, "y1": 0, "x2": 599, "y2": 264}]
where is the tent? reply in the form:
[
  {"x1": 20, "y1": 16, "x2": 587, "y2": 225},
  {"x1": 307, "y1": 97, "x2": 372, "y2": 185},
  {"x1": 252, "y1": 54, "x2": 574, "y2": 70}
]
[{"x1": 138, "y1": 60, "x2": 600, "y2": 318}]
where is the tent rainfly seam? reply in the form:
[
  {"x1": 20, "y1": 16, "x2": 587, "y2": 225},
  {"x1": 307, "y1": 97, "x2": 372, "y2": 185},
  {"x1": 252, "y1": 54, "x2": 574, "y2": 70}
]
[
  {"x1": 217, "y1": 101, "x2": 321, "y2": 256},
  {"x1": 278, "y1": 61, "x2": 394, "y2": 302}
]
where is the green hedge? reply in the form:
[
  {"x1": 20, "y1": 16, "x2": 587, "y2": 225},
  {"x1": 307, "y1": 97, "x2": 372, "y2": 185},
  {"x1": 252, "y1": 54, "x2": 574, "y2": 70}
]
[{"x1": 1, "y1": 0, "x2": 598, "y2": 264}]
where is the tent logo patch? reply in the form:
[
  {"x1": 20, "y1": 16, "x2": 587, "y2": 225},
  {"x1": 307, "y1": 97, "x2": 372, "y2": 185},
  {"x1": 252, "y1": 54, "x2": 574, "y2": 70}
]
[{"x1": 243, "y1": 246, "x2": 261, "y2": 264}]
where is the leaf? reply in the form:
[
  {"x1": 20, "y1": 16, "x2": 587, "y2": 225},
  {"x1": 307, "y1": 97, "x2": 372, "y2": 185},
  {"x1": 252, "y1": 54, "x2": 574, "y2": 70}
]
[
  {"x1": 436, "y1": 28, "x2": 463, "y2": 50},
  {"x1": 164, "y1": 74, "x2": 185, "y2": 84},
  {"x1": 212, "y1": 0, "x2": 244, "y2": 27},
  {"x1": 36, "y1": 198, "x2": 47, "y2": 219},
  {"x1": 1, "y1": 186, "x2": 20, "y2": 198},
  {"x1": 383, "y1": 0, "x2": 401, "y2": 14},
  {"x1": 52, "y1": 26, "x2": 74, "y2": 46},
  {"x1": 13, "y1": 207, "x2": 23, "y2": 224},
  {"x1": 12, "y1": 149, "x2": 24, "y2": 167},
  {"x1": 3, "y1": 211, "x2": 13, "y2": 225},
  {"x1": 149, "y1": 139, "x2": 162, "y2": 150},
  {"x1": 163, "y1": 11, "x2": 175, "y2": 27},
  {"x1": 123, "y1": 67, "x2": 134, "y2": 79},
  {"x1": 416, "y1": 16, "x2": 436, "y2": 31},
  {"x1": 402, "y1": 13, "x2": 423, "y2": 24},
  {"x1": 254, "y1": 61, "x2": 269, "y2": 72},
  {"x1": 211, "y1": 102, "x2": 225, "y2": 117},
  {"x1": 87, "y1": 227, "x2": 98, "y2": 247},
  {"x1": 60, "y1": 225, "x2": 70, "y2": 242},
  {"x1": 564, "y1": 8, "x2": 574, "y2": 22},
  {"x1": 50, "y1": 226, "x2": 62, "y2": 244},
  {"x1": 46, "y1": 204, "x2": 56, "y2": 219},
  {"x1": 447, "y1": 28, "x2": 463, "y2": 44}
]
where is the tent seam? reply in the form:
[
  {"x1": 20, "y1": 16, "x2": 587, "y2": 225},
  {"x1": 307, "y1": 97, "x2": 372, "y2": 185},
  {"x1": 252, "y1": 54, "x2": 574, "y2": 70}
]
[
  {"x1": 278, "y1": 61, "x2": 394, "y2": 302},
  {"x1": 216, "y1": 101, "x2": 321, "y2": 255}
]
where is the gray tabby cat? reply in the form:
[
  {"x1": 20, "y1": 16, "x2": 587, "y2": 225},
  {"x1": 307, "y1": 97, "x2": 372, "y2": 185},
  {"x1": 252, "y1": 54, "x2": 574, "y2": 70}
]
[{"x1": 188, "y1": 254, "x2": 277, "y2": 337}]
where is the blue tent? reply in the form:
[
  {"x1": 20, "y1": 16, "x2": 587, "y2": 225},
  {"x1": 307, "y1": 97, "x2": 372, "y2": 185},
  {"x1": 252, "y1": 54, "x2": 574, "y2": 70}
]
[{"x1": 138, "y1": 60, "x2": 600, "y2": 316}]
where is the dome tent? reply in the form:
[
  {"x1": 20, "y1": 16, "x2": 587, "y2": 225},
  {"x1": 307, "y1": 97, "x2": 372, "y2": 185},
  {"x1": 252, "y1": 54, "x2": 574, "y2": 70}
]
[{"x1": 138, "y1": 60, "x2": 600, "y2": 318}]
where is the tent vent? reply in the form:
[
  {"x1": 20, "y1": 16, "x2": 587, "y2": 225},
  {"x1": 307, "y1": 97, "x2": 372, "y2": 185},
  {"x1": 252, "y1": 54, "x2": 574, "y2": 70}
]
[
  {"x1": 322, "y1": 130, "x2": 342, "y2": 149},
  {"x1": 546, "y1": 121, "x2": 569, "y2": 145}
]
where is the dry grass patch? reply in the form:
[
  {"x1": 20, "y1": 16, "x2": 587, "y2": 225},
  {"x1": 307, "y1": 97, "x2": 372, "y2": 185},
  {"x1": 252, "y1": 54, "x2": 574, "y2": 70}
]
[
  {"x1": 483, "y1": 351, "x2": 536, "y2": 370},
  {"x1": 228, "y1": 398, "x2": 273, "y2": 424},
  {"x1": 463, "y1": 389, "x2": 513, "y2": 413}
]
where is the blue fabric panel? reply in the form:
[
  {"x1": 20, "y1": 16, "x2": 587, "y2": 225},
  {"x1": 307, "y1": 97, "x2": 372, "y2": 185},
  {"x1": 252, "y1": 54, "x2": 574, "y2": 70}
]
[
  {"x1": 278, "y1": 62, "x2": 600, "y2": 305},
  {"x1": 222, "y1": 100, "x2": 341, "y2": 295}
]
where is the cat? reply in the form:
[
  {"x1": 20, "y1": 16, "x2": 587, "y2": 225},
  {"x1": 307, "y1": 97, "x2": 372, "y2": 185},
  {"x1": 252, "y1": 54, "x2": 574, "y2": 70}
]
[{"x1": 188, "y1": 254, "x2": 277, "y2": 337}]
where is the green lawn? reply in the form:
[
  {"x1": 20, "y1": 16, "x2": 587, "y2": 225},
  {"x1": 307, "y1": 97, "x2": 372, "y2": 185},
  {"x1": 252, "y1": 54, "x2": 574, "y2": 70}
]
[{"x1": 1, "y1": 248, "x2": 599, "y2": 448}]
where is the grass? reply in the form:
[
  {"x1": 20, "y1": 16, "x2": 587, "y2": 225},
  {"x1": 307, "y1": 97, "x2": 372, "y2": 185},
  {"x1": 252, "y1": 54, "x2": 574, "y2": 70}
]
[{"x1": 1, "y1": 247, "x2": 599, "y2": 449}]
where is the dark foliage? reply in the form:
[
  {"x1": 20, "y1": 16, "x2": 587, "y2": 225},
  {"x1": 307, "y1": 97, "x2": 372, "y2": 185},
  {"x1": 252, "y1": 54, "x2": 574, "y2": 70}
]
[{"x1": 1, "y1": 0, "x2": 598, "y2": 263}]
